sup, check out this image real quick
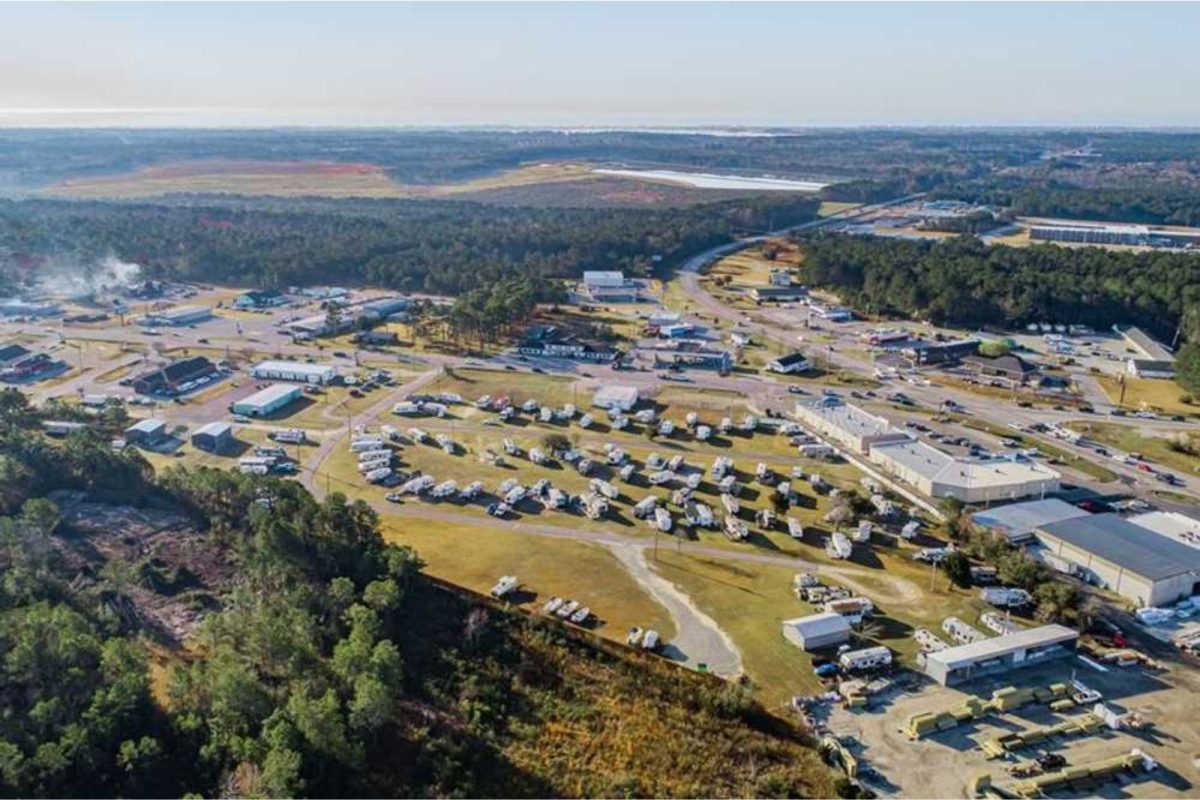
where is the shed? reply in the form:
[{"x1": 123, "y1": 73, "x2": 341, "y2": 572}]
[
  {"x1": 124, "y1": 418, "x2": 168, "y2": 446},
  {"x1": 191, "y1": 421, "x2": 234, "y2": 453},
  {"x1": 782, "y1": 612, "x2": 852, "y2": 651}
]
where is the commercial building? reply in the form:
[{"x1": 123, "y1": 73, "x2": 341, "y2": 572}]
[
  {"x1": 899, "y1": 338, "x2": 980, "y2": 366},
  {"x1": 782, "y1": 612, "x2": 852, "y2": 651},
  {"x1": 793, "y1": 398, "x2": 910, "y2": 454},
  {"x1": 869, "y1": 440, "x2": 1060, "y2": 504},
  {"x1": 516, "y1": 326, "x2": 620, "y2": 362},
  {"x1": 191, "y1": 421, "x2": 234, "y2": 453},
  {"x1": 961, "y1": 354, "x2": 1039, "y2": 385},
  {"x1": 649, "y1": 342, "x2": 732, "y2": 373},
  {"x1": 232, "y1": 384, "x2": 302, "y2": 418},
  {"x1": 751, "y1": 286, "x2": 807, "y2": 302},
  {"x1": 1030, "y1": 220, "x2": 1200, "y2": 249},
  {"x1": 592, "y1": 385, "x2": 640, "y2": 412},
  {"x1": 124, "y1": 418, "x2": 168, "y2": 446},
  {"x1": 233, "y1": 290, "x2": 286, "y2": 309},
  {"x1": 131, "y1": 356, "x2": 219, "y2": 396},
  {"x1": 582, "y1": 271, "x2": 638, "y2": 302},
  {"x1": 141, "y1": 305, "x2": 212, "y2": 327},
  {"x1": 1128, "y1": 511, "x2": 1200, "y2": 550},
  {"x1": 808, "y1": 304, "x2": 853, "y2": 322},
  {"x1": 969, "y1": 498, "x2": 1090, "y2": 544},
  {"x1": 250, "y1": 360, "x2": 338, "y2": 385},
  {"x1": 1035, "y1": 514, "x2": 1200, "y2": 607},
  {"x1": 768, "y1": 352, "x2": 812, "y2": 374},
  {"x1": 923, "y1": 624, "x2": 1079, "y2": 686},
  {"x1": 1126, "y1": 359, "x2": 1176, "y2": 380}
]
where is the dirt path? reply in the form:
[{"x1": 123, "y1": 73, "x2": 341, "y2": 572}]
[{"x1": 605, "y1": 541, "x2": 743, "y2": 678}]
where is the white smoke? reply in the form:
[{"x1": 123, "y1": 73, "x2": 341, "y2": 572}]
[{"x1": 37, "y1": 253, "x2": 143, "y2": 299}]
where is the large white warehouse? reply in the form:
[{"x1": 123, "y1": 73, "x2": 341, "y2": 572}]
[
  {"x1": 869, "y1": 439, "x2": 1060, "y2": 504},
  {"x1": 250, "y1": 360, "x2": 338, "y2": 385}
]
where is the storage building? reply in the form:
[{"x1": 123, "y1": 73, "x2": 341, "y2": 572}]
[
  {"x1": 592, "y1": 385, "x2": 640, "y2": 411},
  {"x1": 923, "y1": 624, "x2": 1078, "y2": 686},
  {"x1": 191, "y1": 421, "x2": 234, "y2": 453},
  {"x1": 1035, "y1": 514, "x2": 1200, "y2": 607},
  {"x1": 124, "y1": 418, "x2": 168, "y2": 446},
  {"x1": 141, "y1": 305, "x2": 212, "y2": 326},
  {"x1": 781, "y1": 612, "x2": 852, "y2": 651},
  {"x1": 250, "y1": 360, "x2": 338, "y2": 385},
  {"x1": 233, "y1": 384, "x2": 302, "y2": 417},
  {"x1": 869, "y1": 440, "x2": 1060, "y2": 504},
  {"x1": 793, "y1": 398, "x2": 910, "y2": 454},
  {"x1": 969, "y1": 498, "x2": 1090, "y2": 544}
]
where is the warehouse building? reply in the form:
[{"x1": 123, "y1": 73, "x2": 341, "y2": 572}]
[
  {"x1": 924, "y1": 624, "x2": 1078, "y2": 686},
  {"x1": 250, "y1": 360, "x2": 338, "y2": 385},
  {"x1": 1128, "y1": 511, "x2": 1200, "y2": 550},
  {"x1": 869, "y1": 440, "x2": 1060, "y2": 504},
  {"x1": 969, "y1": 498, "x2": 1090, "y2": 544},
  {"x1": 1035, "y1": 514, "x2": 1200, "y2": 607},
  {"x1": 582, "y1": 271, "x2": 638, "y2": 302},
  {"x1": 233, "y1": 289, "x2": 286, "y2": 309},
  {"x1": 191, "y1": 421, "x2": 234, "y2": 453},
  {"x1": 124, "y1": 418, "x2": 168, "y2": 446},
  {"x1": 1126, "y1": 359, "x2": 1176, "y2": 380},
  {"x1": 1030, "y1": 220, "x2": 1200, "y2": 248},
  {"x1": 131, "y1": 356, "x2": 218, "y2": 396},
  {"x1": 592, "y1": 385, "x2": 640, "y2": 412},
  {"x1": 141, "y1": 305, "x2": 212, "y2": 326},
  {"x1": 751, "y1": 286, "x2": 807, "y2": 302},
  {"x1": 793, "y1": 398, "x2": 910, "y2": 454},
  {"x1": 232, "y1": 384, "x2": 302, "y2": 418},
  {"x1": 782, "y1": 612, "x2": 852, "y2": 651}
]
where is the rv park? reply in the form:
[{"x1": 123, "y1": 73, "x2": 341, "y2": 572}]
[{"x1": 5, "y1": 215, "x2": 1200, "y2": 798}]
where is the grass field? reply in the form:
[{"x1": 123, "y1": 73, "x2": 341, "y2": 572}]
[
  {"x1": 650, "y1": 545, "x2": 982, "y2": 708},
  {"x1": 816, "y1": 201, "x2": 861, "y2": 218},
  {"x1": 1095, "y1": 375, "x2": 1198, "y2": 416},
  {"x1": 41, "y1": 161, "x2": 598, "y2": 200},
  {"x1": 379, "y1": 518, "x2": 676, "y2": 644},
  {"x1": 1066, "y1": 420, "x2": 1200, "y2": 477}
]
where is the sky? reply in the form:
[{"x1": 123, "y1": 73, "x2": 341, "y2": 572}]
[{"x1": 1, "y1": 1, "x2": 1198, "y2": 129}]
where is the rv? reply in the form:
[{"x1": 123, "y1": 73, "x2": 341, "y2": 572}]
[
  {"x1": 740, "y1": 415, "x2": 758, "y2": 432},
  {"x1": 504, "y1": 486, "x2": 527, "y2": 506},
  {"x1": 350, "y1": 437, "x2": 386, "y2": 452},
  {"x1": 475, "y1": 395, "x2": 492, "y2": 409},
  {"x1": 641, "y1": 630, "x2": 660, "y2": 651},
  {"x1": 271, "y1": 428, "x2": 307, "y2": 444},
  {"x1": 633, "y1": 496, "x2": 659, "y2": 519},
  {"x1": 556, "y1": 600, "x2": 580, "y2": 619},
  {"x1": 718, "y1": 417, "x2": 733, "y2": 434},
  {"x1": 981, "y1": 612, "x2": 1022, "y2": 636},
  {"x1": 634, "y1": 409, "x2": 656, "y2": 424},
  {"x1": 575, "y1": 458, "x2": 594, "y2": 475},
  {"x1": 490, "y1": 575, "x2": 519, "y2": 599},
  {"x1": 756, "y1": 508, "x2": 776, "y2": 529},
  {"x1": 646, "y1": 452, "x2": 665, "y2": 469},
  {"x1": 430, "y1": 480, "x2": 458, "y2": 499},
  {"x1": 612, "y1": 415, "x2": 629, "y2": 431},
  {"x1": 943, "y1": 616, "x2": 988, "y2": 645},
  {"x1": 787, "y1": 518, "x2": 805, "y2": 539},
  {"x1": 648, "y1": 470, "x2": 675, "y2": 486},
  {"x1": 852, "y1": 521, "x2": 872, "y2": 543},
  {"x1": 825, "y1": 597, "x2": 874, "y2": 624},
  {"x1": 401, "y1": 475, "x2": 435, "y2": 495},
  {"x1": 721, "y1": 493, "x2": 740, "y2": 515},
  {"x1": 542, "y1": 488, "x2": 567, "y2": 509},
  {"x1": 658, "y1": 420, "x2": 675, "y2": 436},
  {"x1": 364, "y1": 467, "x2": 392, "y2": 484},
  {"x1": 717, "y1": 475, "x2": 739, "y2": 495},
  {"x1": 486, "y1": 502, "x2": 510, "y2": 518},
  {"x1": 589, "y1": 478, "x2": 619, "y2": 499},
  {"x1": 407, "y1": 428, "x2": 429, "y2": 443},
  {"x1": 695, "y1": 425, "x2": 712, "y2": 441},
  {"x1": 543, "y1": 597, "x2": 564, "y2": 614},
  {"x1": 685, "y1": 411, "x2": 699, "y2": 428},
  {"x1": 826, "y1": 533, "x2": 852, "y2": 560},
  {"x1": 618, "y1": 463, "x2": 636, "y2": 482},
  {"x1": 459, "y1": 481, "x2": 484, "y2": 500},
  {"x1": 522, "y1": 399, "x2": 539, "y2": 413},
  {"x1": 755, "y1": 462, "x2": 772, "y2": 482},
  {"x1": 652, "y1": 507, "x2": 673, "y2": 533},
  {"x1": 839, "y1": 646, "x2": 891, "y2": 672},
  {"x1": 539, "y1": 407, "x2": 554, "y2": 423},
  {"x1": 666, "y1": 454, "x2": 684, "y2": 472},
  {"x1": 529, "y1": 447, "x2": 547, "y2": 464},
  {"x1": 980, "y1": 587, "x2": 1033, "y2": 608},
  {"x1": 723, "y1": 516, "x2": 749, "y2": 541},
  {"x1": 499, "y1": 406, "x2": 516, "y2": 421},
  {"x1": 569, "y1": 606, "x2": 591, "y2": 624},
  {"x1": 578, "y1": 413, "x2": 594, "y2": 429},
  {"x1": 581, "y1": 492, "x2": 609, "y2": 520},
  {"x1": 684, "y1": 501, "x2": 715, "y2": 528},
  {"x1": 685, "y1": 471, "x2": 702, "y2": 489},
  {"x1": 900, "y1": 520, "x2": 921, "y2": 540}
]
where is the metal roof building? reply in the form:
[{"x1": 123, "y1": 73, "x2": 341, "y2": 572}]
[
  {"x1": 124, "y1": 417, "x2": 168, "y2": 446},
  {"x1": 869, "y1": 440, "x2": 1060, "y2": 504},
  {"x1": 969, "y1": 498, "x2": 1090, "y2": 544},
  {"x1": 191, "y1": 421, "x2": 234, "y2": 453},
  {"x1": 232, "y1": 384, "x2": 302, "y2": 418},
  {"x1": 1036, "y1": 514, "x2": 1200, "y2": 607},
  {"x1": 793, "y1": 398, "x2": 910, "y2": 454},
  {"x1": 924, "y1": 624, "x2": 1078, "y2": 686},
  {"x1": 1128, "y1": 511, "x2": 1200, "y2": 551},
  {"x1": 781, "y1": 612, "x2": 852, "y2": 651},
  {"x1": 250, "y1": 360, "x2": 338, "y2": 385},
  {"x1": 592, "y1": 385, "x2": 640, "y2": 411}
]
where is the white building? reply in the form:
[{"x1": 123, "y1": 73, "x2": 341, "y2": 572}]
[
  {"x1": 1126, "y1": 359, "x2": 1176, "y2": 380},
  {"x1": 793, "y1": 398, "x2": 910, "y2": 454},
  {"x1": 1128, "y1": 511, "x2": 1200, "y2": 550},
  {"x1": 250, "y1": 360, "x2": 338, "y2": 385},
  {"x1": 583, "y1": 271, "x2": 626, "y2": 289},
  {"x1": 141, "y1": 305, "x2": 212, "y2": 326},
  {"x1": 592, "y1": 385, "x2": 640, "y2": 412},
  {"x1": 968, "y1": 498, "x2": 1090, "y2": 544},
  {"x1": 781, "y1": 612, "x2": 851, "y2": 651},
  {"x1": 768, "y1": 352, "x2": 811, "y2": 374},
  {"x1": 924, "y1": 624, "x2": 1078, "y2": 686},
  {"x1": 869, "y1": 439, "x2": 1060, "y2": 504}
]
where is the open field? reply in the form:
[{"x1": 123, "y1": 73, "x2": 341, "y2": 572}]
[
  {"x1": 40, "y1": 160, "x2": 598, "y2": 200},
  {"x1": 1067, "y1": 420, "x2": 1200, "y2": 477},
  {"x1": 817, "y1": 201, "x2": 861, "y2": 217},
  {"x1": 1096, "y1": 375, "x2": 1198, "y2": 416},
  {"x1": 379, "y1": 518, "x2": 676, "y2": 645},
  {"x1": 650, "y1": 545, "x2": 981, "y2": 709}
]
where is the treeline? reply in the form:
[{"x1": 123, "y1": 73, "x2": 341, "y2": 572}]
[
  {"x1": 0, "y1": 196, "x2": 819, "y2": 295},
  {"x1": 795, "y1": 233, "x2": 1200, "y2": 341},
  {"x1": 933, "y1": 181, "x2": 1200, "y2": 227},
  {"x1": 0, "y1": 388, "x2": 834, "y2": 798}
]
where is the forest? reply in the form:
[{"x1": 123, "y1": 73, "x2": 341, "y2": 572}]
[
  {"x1": 0, "y1": 195, "x2": 820, "y2": 295},
  {"x1": 795, "y1": 233, "x2": 1200, "y2": 341},
  {"x1": 0, "y1": 389, "x2": 834, "y2": 798},
  {"x1": 933, "y1": 180, "x2": 1200, "y2": 227}
]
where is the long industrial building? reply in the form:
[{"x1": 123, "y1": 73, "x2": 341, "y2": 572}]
[
  {"x1": 793, "y1": 398, "x2": 910, "y2": 454},
  {"x1": 1035, "y1": 514, "x2": 1200, "y2": 607},
  {"x1": 232, "y1": 384, "x2": 302, "y2": 417},
  {"x1": 869, "y1": 439, "x2": 1060, "y2": 505},
  {"x1": 1029, "y1": 219, "x2": 1200, "y2": 249},
  {"x1": 924, "y1": 624, "x2": 1078, "y2": 686},
  {"x1": 250, "y1": 360, "x2": 338, "y2": 385}
]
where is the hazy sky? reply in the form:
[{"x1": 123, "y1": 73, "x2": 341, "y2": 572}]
[{"x1": 1, "y1": 2, "x2": 1197, "y2": 128}]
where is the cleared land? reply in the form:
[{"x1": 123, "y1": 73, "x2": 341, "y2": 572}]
[
  {"x1": 379, "y1": 518, "x2": 677, "y2": 645},
  {"x1": 1096, "y1": 375, "x2": 1198, "y2": 416},
  {"x1": 1067, "y1": 420, "x2": 1200, "y2": 477}
]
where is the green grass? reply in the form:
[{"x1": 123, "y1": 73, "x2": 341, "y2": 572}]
[
  {"x1": 381, "y1": 518, "x2": 677, "y2": 644},
  {"x1": 1066, "y1": 421, "x2": 1200, "y2": 477},
  {"x1": 1095, "y1": 375, "x2": 1199, "y2": 416}
]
